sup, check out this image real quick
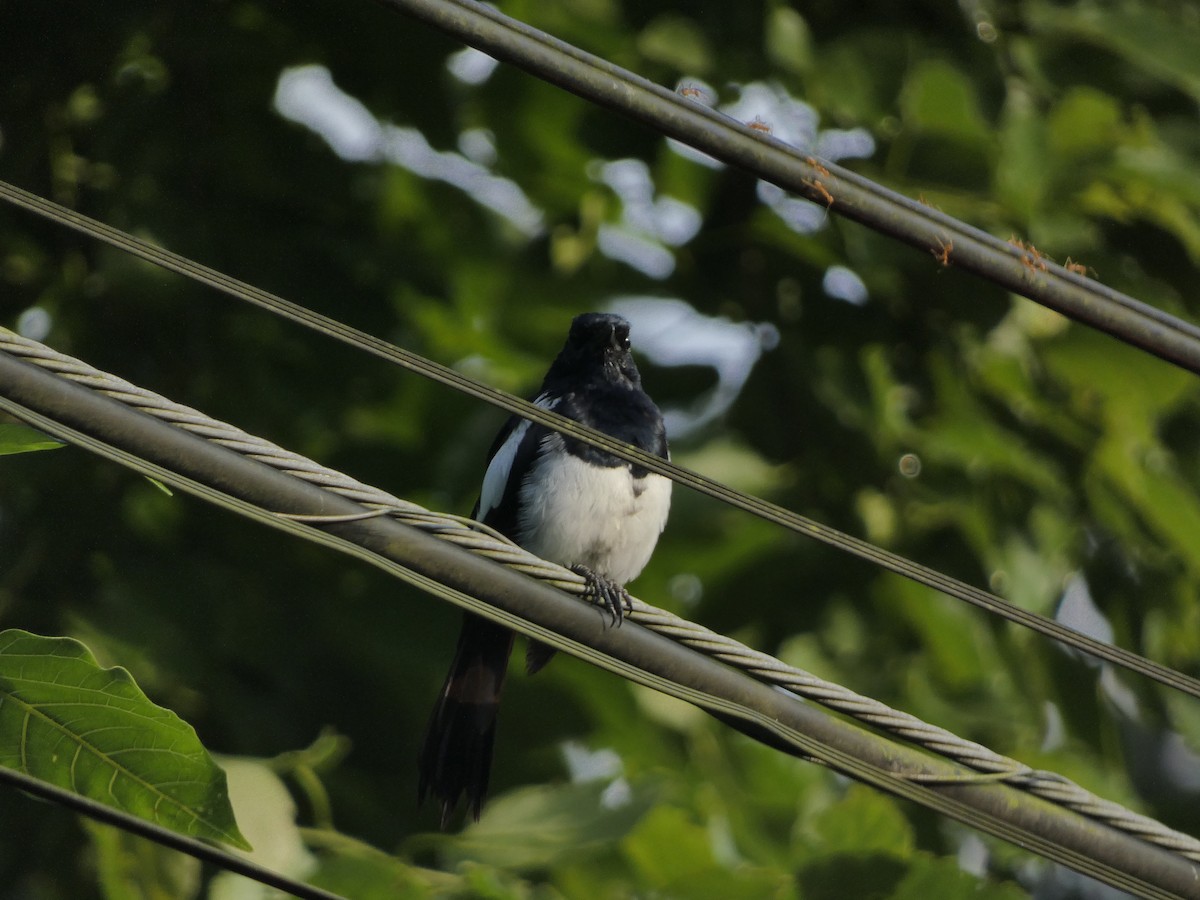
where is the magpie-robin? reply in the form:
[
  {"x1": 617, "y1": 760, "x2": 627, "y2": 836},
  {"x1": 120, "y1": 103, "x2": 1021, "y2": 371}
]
[{"x1": 418, "y1": 312, "x2": 671, "y2": 826}]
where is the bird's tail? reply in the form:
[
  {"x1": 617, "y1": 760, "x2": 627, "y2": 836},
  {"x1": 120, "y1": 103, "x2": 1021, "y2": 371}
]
[{"x1": 418, "y1": 614, "x2": 514, "y2": 827}]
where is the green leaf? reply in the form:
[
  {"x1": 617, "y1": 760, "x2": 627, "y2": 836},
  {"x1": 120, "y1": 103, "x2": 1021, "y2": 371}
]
[
  {"x1": 306, "y1": 829, "x2": 458, "y2": 900},
  {"x1": 0, "y1": 630, "x2": 249, "y2": 850},
  {"x1": 995, "y1": 82, "x2": 1049, "y2": 220},
  {"x1": 1047, "y1": 87, "x2": 1122, "y2": 160},
  {"x1": 892, "y1": 854, "x2": 1027, "y2": 900},
  {"x1": 1027, "y1": 2, "x2": 1200, "y2": 102},
  {"x1": 876, "y1": 577, "x2": 992, "y2": 693},
  {"x1": 809, "y1": 784, "x2": 914, "y2": 858},
  {"x1": 637, "y1": 14, "x2": 712, "y2": 74},
  {"x1": 900, "y1": 60, "x2": 990, "y2": 141},
  {"x1": 766, "y1": 7, "x2": 814, "y2": 75},
  {"x1": 623, "y1": 805, "x2": 792, "y2": 898},
  {"x1": 435, "y1": 779, "x2": 652, "y2": 869},
  {"x1": 144, "y1": 476, "x2": 174, "y2": 497},
  {"x1": 0, "y1": 423, "x2": 65, "y2": 455},
  {"x1": 84, "y1": 819, "x2": 202, "y2": 900},
  {"x1": 623, "y1": 805, "x2": 712, "y2": 886},
  {"x1": 798, "y1": 855, "x2": 909, "y2": 900},
  {"x1": 209, "y1": 758, "x2": 315, "y2": 899},
  {"x1": 310, "y1": 854, "x2": 441, "y2": 900}
]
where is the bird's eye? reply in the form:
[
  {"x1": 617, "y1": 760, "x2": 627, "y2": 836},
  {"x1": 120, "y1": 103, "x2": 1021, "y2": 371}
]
[{"x1": 620, "y1": 335, "x2": 631, "y2": 350}]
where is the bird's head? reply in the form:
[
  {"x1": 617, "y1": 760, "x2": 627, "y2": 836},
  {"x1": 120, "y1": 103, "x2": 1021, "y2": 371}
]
[{"x1": 549, "y1": 312, "x2": 642, "y2": 389}]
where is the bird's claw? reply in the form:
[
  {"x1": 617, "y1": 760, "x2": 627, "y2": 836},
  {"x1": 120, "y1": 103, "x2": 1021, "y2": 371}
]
[{"x1": 571, "y1": 565, "x2": 632, "y2": 626}]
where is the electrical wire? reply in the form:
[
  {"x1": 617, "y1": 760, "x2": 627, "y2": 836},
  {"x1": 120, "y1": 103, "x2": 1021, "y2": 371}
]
[
  {"x1": 377, "y1": 0, "x2": 1200, "y2": 372},
  {"x1": 0, "y1": 764, "x2": 343, "y2": 900},
  {"x1": 4, "y1": 323, "x2": 1196, "y2": 864},
  {"x1": 2, "y1": 1, "x2": 1198, "y2": 893},
  {"x1": 2, "y1": 178, "x2": 1198, "y2": 704},
  {"x1": 0, "y1": 343, "x2": 1196, "y2": 898}
]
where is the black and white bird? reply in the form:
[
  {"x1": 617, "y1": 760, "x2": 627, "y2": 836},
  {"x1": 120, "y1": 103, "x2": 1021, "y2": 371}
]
[{"x1": 418, "y1": 312, "x2": 671, "y2": 825}]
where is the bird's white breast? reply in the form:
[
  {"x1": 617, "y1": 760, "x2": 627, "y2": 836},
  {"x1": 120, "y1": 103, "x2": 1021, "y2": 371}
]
[{"x1": 516, "y1": 435, "x2": 671, "y2": 586}]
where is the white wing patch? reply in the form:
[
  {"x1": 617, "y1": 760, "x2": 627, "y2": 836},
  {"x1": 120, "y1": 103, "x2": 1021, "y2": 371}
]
[{"x1": 477, "y1": 393, "x2": 555, "y2": 522}]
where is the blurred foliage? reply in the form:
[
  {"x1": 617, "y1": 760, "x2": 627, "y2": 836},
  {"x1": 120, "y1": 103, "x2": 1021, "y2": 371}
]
[{"x1": 2, "y1": 0, "x2": 1200, "y2": 896}]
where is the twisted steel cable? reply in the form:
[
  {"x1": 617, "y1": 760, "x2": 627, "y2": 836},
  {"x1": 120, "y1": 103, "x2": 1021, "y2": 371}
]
[
  {"x1": 3, "y1": 178, "x2": 1199, "y2": 700},
  {"x1": 3, "y1": 326, "x2": 1197, "y2": 864}
]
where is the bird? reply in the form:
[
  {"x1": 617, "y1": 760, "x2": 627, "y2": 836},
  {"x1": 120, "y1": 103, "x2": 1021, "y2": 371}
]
[{"x1": 418, "y1": 312, "x2": 671, "y2": 827}]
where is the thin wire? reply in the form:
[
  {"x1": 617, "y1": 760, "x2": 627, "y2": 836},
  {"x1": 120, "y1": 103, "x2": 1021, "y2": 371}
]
[
  {"x1": 2, "y1": 179, "x2": 1198, "y2": 702},
  {"x1": 4, "y1": 327, "x2": 1200, "y2": 870},
  {"x1": 0, "y1": 2, "x2": 1195, "y2": 891},
  {"x1": 0, "y1": 361, "x2": 1194, "y2": 899},
  {"x1": 0, "y1": 765, "x2": 343, "y2": 900}
]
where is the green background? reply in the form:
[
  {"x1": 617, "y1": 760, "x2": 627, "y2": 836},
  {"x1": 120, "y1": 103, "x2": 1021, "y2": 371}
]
[{"x1": 2, "y1": 0, "x2": 1200, "y2": 896}]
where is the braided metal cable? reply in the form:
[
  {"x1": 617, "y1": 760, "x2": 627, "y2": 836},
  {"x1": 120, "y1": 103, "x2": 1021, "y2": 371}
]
[
  {"x1": 632, "y1": 601, "x2": 1200, "y2": 858},
  {"x1": 4, "y1": 180, "x2": 1199, "y2": 702},
  {"x1": 4, "y1": 327, "x2": 1198, "y2": 863}
]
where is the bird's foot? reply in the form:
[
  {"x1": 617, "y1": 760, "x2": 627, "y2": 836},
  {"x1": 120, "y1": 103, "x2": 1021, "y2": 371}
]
[{"x1": 571, "y1": 565, "x2": 632, "y2": 626}]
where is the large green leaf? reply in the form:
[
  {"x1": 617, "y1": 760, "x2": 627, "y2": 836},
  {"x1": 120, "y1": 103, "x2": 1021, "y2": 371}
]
[{"x1": 0, "y1": 630, "x2": 249, "y2": 850}]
